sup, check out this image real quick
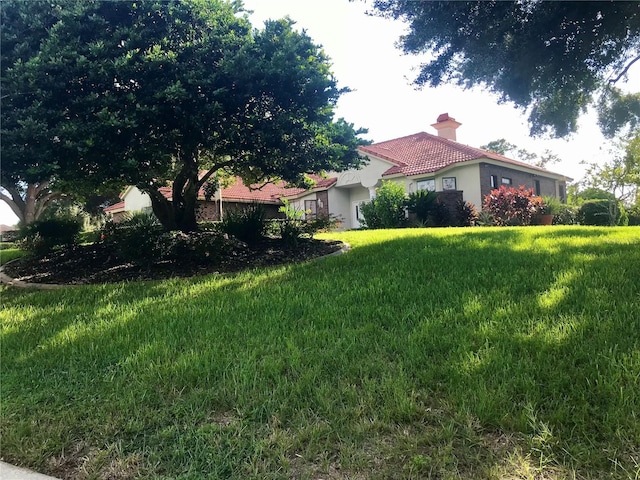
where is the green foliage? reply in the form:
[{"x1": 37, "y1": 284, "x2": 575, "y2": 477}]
[
  {"x1": 552, "y1": 204, "x2": 579, "y2": 225},
  {"x1": 540, "y1": 196, "x2": 562, "y2": 215},
  {"x1": 360, "y1": 181, "x2": 407, "y2": 229},
  {"x1": 597, "y1": 86, "x2": 640, "y2": 138},
  {"x1": 277, "y1": 199, "x2": 307, "y2": 248},
  {"x1": 456, "y1": 200, "x2": 479, "y2": 227},
  {"x1": 220, "y1": 204, "x2": 266, "y2": 245},
  {"x1": 18, "y1": 217, "x2": 81, "y2": 255},
  {"x1": 370, "y1": 1, "x2": 640, "y2": 137},
  {"x1": 627, "y1": 203, "x2": 640, "y2": 226},
  {"x1": 156, "y1": 231, "x2": 231, "y2": 264},
  {"x1": 358, "y1": 200, "x2": 382, "y2": 229},
  {"x1": 406, "y1": 189, "x2": 437, "y2": 223},
  {"x1": 577, "y1": 199, "x2": 625, "y2": 226},
  {"x1": 580, "y1": 134, "x2": 640, "y2": 205},
  {"x1": 575, "y1": 187, "x2": 617, "y2": 202},
  {"x1": 482, "y1": 186, "x2": 540, "y2": 226},
  {"x1": 475, "y1": 210, "x2": 495, "y2": 227},
  {"x1": 1, "y1": 1, "x2": 367, "y2": 232},
  {"x1": 102, "y1": 212, "x2": 163, "y2": 264}
]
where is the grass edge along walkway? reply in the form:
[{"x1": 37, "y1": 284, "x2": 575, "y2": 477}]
[{"x1": 1, "y1": 226, "x2": 639, "y2": 479}]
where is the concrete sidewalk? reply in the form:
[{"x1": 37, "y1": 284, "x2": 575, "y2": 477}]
[{"x1": 0, "y1": 462, "x2": 60, "y2": 480}]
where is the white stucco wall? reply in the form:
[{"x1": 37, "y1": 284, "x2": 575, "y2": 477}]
[
  {"x1": 123, "y1": 187, "x2": 152, "y2": 212},
  {"x1": 289, "y1": 193, "x2": 316, "y2": 213},
  {"x1": 394, "y1": 163, "x2": 482, "y2": 209},
  {"x1": 327, "y1": 188, "x2": 351, "y2": 229},
  {"x1": 333, "y1": 155, "x2": 395, "y2": 189}
]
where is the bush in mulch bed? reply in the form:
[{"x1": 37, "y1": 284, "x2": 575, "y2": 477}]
[{"x1": 3, "y1": 232, "x2": 342, "y2": 285}]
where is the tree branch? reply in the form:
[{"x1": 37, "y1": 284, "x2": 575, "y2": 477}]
[
  {"x1": 3, "y1": 184, "x2": 26, "y2": 212},
  {"x1": 34, "y1": 179, "x2": 51, "y2": 197},
  {"x1": 610, "y1": 54, "x2": 640, "y2": 83},
  {"x1": 34, "y1": 192, "x2": 64, "y2": 220},
  {"x1": 0, "y1": 189, "x2": 25, "y2": 223},
  {"x1": 195, "y1": 158, "x2": 235, "y2": 190}
]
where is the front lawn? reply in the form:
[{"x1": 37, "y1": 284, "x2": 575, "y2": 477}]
[
  {"x1": 0, "y1": 246, "x2": 24, "y2": 264},
  {"x1": 1, "y1": 226, "x2": 639, "y2": 479}
]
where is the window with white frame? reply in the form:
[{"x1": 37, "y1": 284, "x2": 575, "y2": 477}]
[
  {"x1": 416, "y1": 178, "x2": 436, "y2": 191},
  {"x1": 501, "y1": 177, "x2": 512, "y2": 185}
]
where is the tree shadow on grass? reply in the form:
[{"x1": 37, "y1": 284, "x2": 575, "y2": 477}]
[{"x1": 2, "y1": 227, "x2": 639, "y2": 478}]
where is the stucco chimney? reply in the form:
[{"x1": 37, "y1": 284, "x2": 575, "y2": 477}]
[{"x1": 431, "y1": 113, "x2": 461, "y2": 141}]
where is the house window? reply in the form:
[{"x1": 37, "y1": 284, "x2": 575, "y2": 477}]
[
  {"x1": 490, "y1": 175, "x2": 498, "y2": 189},
  {"x1": 559, "y1": 184, "x2": 566, "y2": 202},
  {"x1": 416, "y1": 178, "x2": 436, "y2": 191},
  {"x1": 501, "y1": 177, "x2": 512, "y2": 185},
  {"x1": 442, "y1": 177, "x2": 456, "y2": 191},
  {"x1": 534, "y1": 179, "x2": 541, "y2": 196},
  {"x1": 304, "y1": 200, "x2": 317, "y2": 219}
]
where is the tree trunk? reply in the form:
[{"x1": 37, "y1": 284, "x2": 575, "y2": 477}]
[
  {"x1": 148, "y1": 188, "x2": 178, "y2": 231},
  {"x1": 0, "y1": 180, "x2": 57, "y2": 225},
  {"x1": 146, "y1": 151, "x2": 201, "y2": 232}
]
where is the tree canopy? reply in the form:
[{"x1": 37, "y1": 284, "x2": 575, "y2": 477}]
[
  {"x1": 370, "y1": 1, "x2": 640, "y2": 137},
  {"x1": 1, "y1": 0, "x2": 366, "y2": 231}
]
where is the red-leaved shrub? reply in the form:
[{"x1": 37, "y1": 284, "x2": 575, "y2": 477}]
[{"x1": 482, "y1": 185, "x2": 542, "y2": 226}]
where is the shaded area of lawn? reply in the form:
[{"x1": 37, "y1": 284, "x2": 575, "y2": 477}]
[{"x1": 1, "y1": 226, "x2": 639, "y2": 479}]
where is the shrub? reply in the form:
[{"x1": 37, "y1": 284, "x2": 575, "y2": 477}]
[
  {"x1": 102, "y1": 211, "x2": 163, "y2": 264},
  {"x1": 540, "y1": 196, "x2": 562, "y2": 215},
  {"x1": 627, "y1": 204, "x2": 640, "y2": 226},
  {"x1": 475, "y1": 211, "x2": 495, "y2": 226},
  {"x1": 482, "y1": 185, "x2": 540, "y2": 226},
  {"x1": 359, "y1": 201, "x2": 382, "y2": 229},
  {"x1": 456, "y1": 200, "x2": 479, "y2": 226},
  {"x1": 553, "y1": 204, "x2": 579, "y2": 225},
  {"x1": 278, "y1": 199, "x2": 307, "y2": 248},
  {"x1": 577, "y1": 199, "x2": 625, "y2": 226},
  {"x1": 360, "y1": 181, "x2": 406, "y2": 229},
  {"x1": 220, "y1": 203, "x2": 266, "y2": 245},
  {"x1": 157, "y1": 230, "x2": 232, "y2": 263},
  {"x1": 19, "y1": 217, "x2": 81, "y2": 255},
  {"x1": 406, "y1": 189, "x2": 438, "y2": 223}
]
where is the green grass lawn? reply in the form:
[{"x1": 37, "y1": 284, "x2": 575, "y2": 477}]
[
  {"x1": 2, "y1": 226, "x2": 639, "y2": 479},
  {"x1": 0, "y1": 245, "x2": 24, "y2": 264}
]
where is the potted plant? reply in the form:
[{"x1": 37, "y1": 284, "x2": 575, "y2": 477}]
[{"x1": 534, "y1": 196, "x2": 561, "y2": 225}]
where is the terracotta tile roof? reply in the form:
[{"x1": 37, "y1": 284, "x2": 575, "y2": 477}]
[
  {"x1": 104, "y1": 201, "x2": 125, "y2": 212},
  {"x1": 156, "y1": 174, "x2": 336, "y2": 203},
  {"x1": 358, "y1": 132, "x2": 562, "y2": 178}
]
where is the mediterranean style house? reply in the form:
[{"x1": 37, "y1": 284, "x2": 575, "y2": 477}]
[
  {"x1": 105, "y1": 113, "x2": 572, "y2": 229},
  {"x1": 286, "y1": 113, "x2": 572, "y2": 229}
]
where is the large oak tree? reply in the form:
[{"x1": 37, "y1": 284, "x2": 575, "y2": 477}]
[
  {"x1": 370, "y1": 0, "x2": 640, "y2": 137},
  {"x1": 1, "y1": 0, "x2": 366, "y2": 231}
]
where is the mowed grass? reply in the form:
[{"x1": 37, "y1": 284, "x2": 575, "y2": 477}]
[
  {"x1": 0, "y1": 242, "x2": 24, "y2": 264},
  {"x1": 1, "y1": 226, "x2": 639, "y2": 479}
]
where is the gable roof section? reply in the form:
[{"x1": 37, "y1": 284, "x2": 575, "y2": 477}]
[
  {"x1": 104, "y1": 201, "x2": 125, "y2": 213},
  {"x1": 358, "y1": 132, "x2": 567, "y2": 178},
  {"x1": 157, "y1": 175, "x2": 337, "y2": 204}
]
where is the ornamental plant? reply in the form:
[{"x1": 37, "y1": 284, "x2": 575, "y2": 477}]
[
  {"x1": 360, "y1": 181, "x2": 407, "y2": 229},
  {"x1": 482, "y1": 185, "x2": 541, "y2": 226}
]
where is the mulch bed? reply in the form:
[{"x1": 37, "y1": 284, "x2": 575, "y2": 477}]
[{"x1": 3, "y1": 238, "x2": 343, "y2": 285}]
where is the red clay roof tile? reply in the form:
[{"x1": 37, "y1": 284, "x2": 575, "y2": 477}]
[
  {"x1": 156, "y1": 174, "x2": 336, "y2": 203},
  {"x1": 358, "y1": 132, "x2": 562, "y2": 178}
]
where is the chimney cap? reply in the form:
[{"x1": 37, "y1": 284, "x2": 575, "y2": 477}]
[{"x1": 436, "y1": 113, "x2": 455, "y2": 123}]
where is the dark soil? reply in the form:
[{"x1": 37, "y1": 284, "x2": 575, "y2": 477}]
[{"x1": 3, "y1": 238, "x2": 343, "y2": 285}]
